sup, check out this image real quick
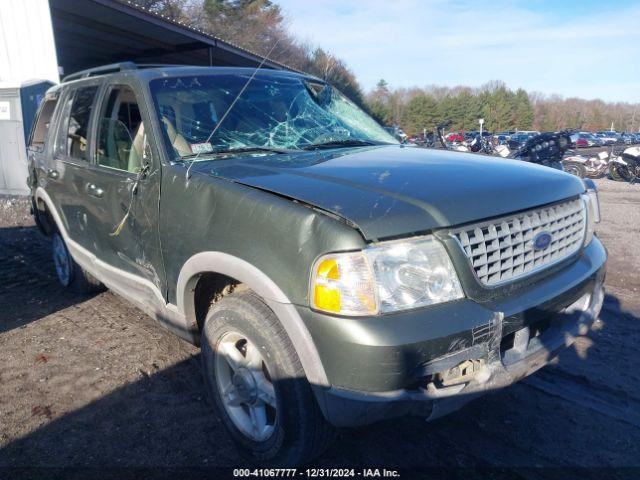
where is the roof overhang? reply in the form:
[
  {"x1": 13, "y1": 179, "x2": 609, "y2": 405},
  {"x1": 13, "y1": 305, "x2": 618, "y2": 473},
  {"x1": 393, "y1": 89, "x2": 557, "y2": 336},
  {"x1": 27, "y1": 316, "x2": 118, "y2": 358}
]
[{"x1": 49, "y1": 0, "x2": 295, "y2": 77}]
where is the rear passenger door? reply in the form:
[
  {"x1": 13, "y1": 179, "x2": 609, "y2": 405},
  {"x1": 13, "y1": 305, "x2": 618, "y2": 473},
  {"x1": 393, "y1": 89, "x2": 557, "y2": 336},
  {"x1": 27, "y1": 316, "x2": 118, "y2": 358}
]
[
  {"x1": 49, "y1": 83, "x2": 102, "y2": 252},
  {"x1": 89, "y1": 82, "x2": 164, "y2": 290}
]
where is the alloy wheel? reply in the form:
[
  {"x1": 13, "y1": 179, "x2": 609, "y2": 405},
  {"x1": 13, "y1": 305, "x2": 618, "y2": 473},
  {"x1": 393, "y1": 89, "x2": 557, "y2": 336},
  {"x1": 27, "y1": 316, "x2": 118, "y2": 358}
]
[{"x1": 214, "y1": 330, "x2": 277, "y2": 441}]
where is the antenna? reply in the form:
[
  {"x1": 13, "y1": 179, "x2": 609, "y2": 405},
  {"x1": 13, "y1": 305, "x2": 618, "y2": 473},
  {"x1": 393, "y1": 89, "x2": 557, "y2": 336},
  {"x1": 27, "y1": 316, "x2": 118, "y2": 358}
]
[{"x1": 185, "y1": 39, "x2": 281, "y2": 180}]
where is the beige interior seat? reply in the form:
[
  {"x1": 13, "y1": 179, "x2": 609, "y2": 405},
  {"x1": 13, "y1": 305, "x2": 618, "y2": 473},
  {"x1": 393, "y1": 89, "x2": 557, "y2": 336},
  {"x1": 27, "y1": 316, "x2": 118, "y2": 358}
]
[
  {"x1": 128, "y1": 122, "x2": 145, "y2": 173},
  {"x1": 162, "y1": 116, "x2": 191, "y2": 156}
]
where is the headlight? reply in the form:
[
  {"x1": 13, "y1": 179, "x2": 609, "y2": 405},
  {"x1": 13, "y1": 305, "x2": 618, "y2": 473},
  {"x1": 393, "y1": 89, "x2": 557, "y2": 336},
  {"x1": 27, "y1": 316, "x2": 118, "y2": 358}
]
[
  {"x1": 581, "y1": 182, "x2": 600, "y2": 247},
  {"x1": 582, "y1": 195, "x2": 595, "y2": 247},
  {"x1": 310, "y1": 251, "x2": 377, "y2": 316},
  {"x1": 586, "y1": 190, "x2": 600, "y2": 222},
  {"x1": 311, "y1": 236, "x2": 464, "y2": 316}
]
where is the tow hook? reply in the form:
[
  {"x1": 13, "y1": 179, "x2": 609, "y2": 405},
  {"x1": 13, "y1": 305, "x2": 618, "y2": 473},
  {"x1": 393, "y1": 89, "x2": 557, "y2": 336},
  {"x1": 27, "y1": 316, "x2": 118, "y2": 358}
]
[{"x1": 436, "y1": 359, "x2": 484, "y2": 387}]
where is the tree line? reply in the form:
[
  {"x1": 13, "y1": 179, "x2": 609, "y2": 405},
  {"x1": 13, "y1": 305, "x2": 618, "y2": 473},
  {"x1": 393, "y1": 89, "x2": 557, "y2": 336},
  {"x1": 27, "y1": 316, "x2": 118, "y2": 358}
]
[
  {"x1": 130, "y1": 0, "x2": 367, "y2": 108},
  {"x1": 367, "y1": 80, "x2": 534, "y2": 135},
  {"x1": 131, "y1": 1, "x2": 640, "y2": 135},
  {"x1": 530, "y1": 94, "x2": 640, "y2": 133},
  {"x1": 367, "y1": 80, "x2": 640, "y2": 135}
]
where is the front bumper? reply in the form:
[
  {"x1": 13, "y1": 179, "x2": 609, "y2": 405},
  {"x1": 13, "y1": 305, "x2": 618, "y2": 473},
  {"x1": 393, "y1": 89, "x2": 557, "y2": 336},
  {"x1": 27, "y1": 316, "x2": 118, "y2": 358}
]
[{"x1": 306, "y1": 238, "x2": 606, "y2": 427}]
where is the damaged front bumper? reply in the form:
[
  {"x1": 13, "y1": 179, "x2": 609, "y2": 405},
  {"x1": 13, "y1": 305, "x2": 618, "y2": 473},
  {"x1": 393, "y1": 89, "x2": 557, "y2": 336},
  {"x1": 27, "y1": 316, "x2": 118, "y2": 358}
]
[{"x1": 308, "y1": 238, "x2": 607, "y2": 427}]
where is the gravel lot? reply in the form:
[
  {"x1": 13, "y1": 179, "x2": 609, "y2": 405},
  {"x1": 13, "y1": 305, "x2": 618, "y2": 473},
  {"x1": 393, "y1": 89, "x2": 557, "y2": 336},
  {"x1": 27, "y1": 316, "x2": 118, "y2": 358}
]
[{"x1": 1, "y1": 179, "x2": 639, "y2": 477}]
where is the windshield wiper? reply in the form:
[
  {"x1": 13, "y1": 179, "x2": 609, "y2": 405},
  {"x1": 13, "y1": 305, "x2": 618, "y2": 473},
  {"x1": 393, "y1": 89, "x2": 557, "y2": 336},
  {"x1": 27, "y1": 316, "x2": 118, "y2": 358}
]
[
  {"x1": 301, "y1": 139, "x2": 386, "y2": 150},
  {"x1": 179, "y1": 146, "x2": 296, "y2": 161}
]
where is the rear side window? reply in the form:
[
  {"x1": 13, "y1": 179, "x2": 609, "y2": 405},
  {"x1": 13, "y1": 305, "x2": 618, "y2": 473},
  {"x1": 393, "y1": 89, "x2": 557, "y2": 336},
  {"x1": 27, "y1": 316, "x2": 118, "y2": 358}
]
[
  {"x1": 56, "y1": 86, "x2": 98, "y2": 161},
  {"x1": 96, "y1": 86, "x2": 145, "y2": 173},
  {"x1": 28, "y1": 98, "x2": 58, "y2": 150}
]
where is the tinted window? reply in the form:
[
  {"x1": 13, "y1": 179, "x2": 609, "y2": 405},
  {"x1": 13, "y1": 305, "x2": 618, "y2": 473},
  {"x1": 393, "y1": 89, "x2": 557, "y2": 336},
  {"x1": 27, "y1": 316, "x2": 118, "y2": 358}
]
[
  {"x1": 96, "y1": 86, "x2": 145, "y2": 173},
  {"x1": 28, "y1": 98, "x2": 58, "y2": 150},
  {"x1": 58, "y1": 86, "x2": 98, "y2": 161}
]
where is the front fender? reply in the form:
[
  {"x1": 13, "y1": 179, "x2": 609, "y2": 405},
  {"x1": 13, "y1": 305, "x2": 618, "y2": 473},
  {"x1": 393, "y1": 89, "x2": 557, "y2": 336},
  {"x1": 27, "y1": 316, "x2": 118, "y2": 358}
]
[{"x1": 177, "y1": 251, "x2": 330, "y2": 387}]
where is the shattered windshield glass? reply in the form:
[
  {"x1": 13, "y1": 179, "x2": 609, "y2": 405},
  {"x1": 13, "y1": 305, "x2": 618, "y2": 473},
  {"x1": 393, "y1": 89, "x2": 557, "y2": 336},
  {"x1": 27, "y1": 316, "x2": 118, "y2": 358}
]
[{"x1": 149, "y1": 72, "x2": 397, "y2": 160}]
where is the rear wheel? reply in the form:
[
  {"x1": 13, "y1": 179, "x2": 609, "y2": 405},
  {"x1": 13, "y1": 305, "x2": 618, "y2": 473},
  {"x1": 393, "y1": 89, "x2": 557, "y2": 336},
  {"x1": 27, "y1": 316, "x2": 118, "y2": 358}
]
[
  {"x1": 201, "y1": 292, "x2": 335, "y2": 466},
  {"x1": 51, "y1": 232, "x2": 103, "y2": 293}
]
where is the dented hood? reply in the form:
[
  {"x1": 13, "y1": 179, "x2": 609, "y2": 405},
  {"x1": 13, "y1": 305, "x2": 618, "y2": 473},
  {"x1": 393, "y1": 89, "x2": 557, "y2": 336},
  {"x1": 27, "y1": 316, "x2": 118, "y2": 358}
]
[{"x1": 193, "y1": 145, "x2": 586, "y2": 240}]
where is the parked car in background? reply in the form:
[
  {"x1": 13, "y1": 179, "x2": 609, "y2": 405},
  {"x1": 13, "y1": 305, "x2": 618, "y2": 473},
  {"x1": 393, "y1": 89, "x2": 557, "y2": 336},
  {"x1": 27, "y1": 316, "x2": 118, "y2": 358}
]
[
  {"x1": 507, "y1": 132, "x2": 538, "y2": 150},
  {"x1": 494, "y1": 131, "x2": 511, "y2": 142},
  {"x1": 384, "y1": 126, "x2": 407, "y2": 142},
  {"x1": 493, "y1": 133, "x2": 510, "y2": 144},
  {"x1": 573, "y1": 136, "x2": 589, "y2": 148},
  {"x1": 620, "y1": 133, "x2": 635, "y2": 145},
  {"x1": 590, "y1": 134, "x2": 604, "y2": 147},
  {"x1": 596, "y1": 131, "x2": 619, "y2": 145},
  {"x1": 571, "y1": 132, "x2": 600, "y2": 148},
  {"x1": 446, "y1": 132, "x2": 464, "y2": 143},
  {"x1": 463, "y1": 131, "x2": 490, "y2": 142}
]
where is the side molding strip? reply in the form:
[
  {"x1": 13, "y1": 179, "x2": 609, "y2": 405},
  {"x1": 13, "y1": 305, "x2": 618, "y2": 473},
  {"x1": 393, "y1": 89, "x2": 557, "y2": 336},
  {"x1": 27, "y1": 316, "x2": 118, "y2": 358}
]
[{"x1": 34, "y1": 187, "x2": 194, "y2": 342}]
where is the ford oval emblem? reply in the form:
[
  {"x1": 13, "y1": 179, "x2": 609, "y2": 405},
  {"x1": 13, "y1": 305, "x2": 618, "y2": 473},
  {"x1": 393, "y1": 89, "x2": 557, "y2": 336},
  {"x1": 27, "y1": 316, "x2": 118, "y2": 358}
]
[{"x1": 533, "y1": 232, "x2": 553, "y2": 251}]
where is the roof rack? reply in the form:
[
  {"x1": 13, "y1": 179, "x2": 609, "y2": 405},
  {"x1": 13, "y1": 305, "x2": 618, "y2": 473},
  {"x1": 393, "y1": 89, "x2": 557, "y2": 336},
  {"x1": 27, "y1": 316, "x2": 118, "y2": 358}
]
[
  {"x1": 62, "y1": 62, "x2": 138, "y2": 82},
  {"x1": 61, "y1": 62, "x2": 184, "y2": 83}
]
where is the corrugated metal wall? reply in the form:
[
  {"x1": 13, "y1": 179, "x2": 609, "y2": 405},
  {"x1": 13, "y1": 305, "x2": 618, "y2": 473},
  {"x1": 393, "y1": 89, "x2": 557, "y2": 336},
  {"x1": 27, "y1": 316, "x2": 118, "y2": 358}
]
[
  {"x1": 0, "y1": 87, "x2": 27, "y2": 195},
  {"x1": 0, "y1": 0, "x2": 59, "y2": 86},
  {"x1": 0, "y1": 0, "x2": 59, "y2": 195}
]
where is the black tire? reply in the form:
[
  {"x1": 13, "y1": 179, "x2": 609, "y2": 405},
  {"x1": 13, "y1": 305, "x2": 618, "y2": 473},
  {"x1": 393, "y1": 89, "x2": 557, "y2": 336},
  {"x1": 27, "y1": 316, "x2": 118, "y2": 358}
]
[
  {"x1": 201, "y1": 291, "x2": 335, "y2": 466},
  {"x1": 609, "y1": 162, "x2": 632, "y2": 182},
  {"x1": 51, "y1": 232, "x2": 103, "y2": 294}
]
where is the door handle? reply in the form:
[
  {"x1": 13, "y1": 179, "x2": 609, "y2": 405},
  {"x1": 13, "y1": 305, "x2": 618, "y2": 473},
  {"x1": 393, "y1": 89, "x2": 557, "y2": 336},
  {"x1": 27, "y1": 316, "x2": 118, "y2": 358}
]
[
  {"x1": 85, "y1": 183, "x2": 104, "y2": 198},
  {"x1": 47, "y1": 169, "x2": 59, "y2": 180}
]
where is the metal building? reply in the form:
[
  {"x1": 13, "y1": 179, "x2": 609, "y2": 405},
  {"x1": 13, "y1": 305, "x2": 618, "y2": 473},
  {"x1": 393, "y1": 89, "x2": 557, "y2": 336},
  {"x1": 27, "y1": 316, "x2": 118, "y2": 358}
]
[{"x1": 0, "y1": 0, "x2": 291, "y2": 195}]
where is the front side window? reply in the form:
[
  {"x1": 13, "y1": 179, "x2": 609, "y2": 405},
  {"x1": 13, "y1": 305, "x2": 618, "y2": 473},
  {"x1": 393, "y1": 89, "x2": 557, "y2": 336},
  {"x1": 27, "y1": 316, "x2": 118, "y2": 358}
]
[
  {"x1": 57, "y1": 86, "x2": 98, "y2": 161},
  {"x1": 149, "y1": 72, "x2": 396, "y2": 160},
  {"x1": 96, "y1": 86, "x2": 145, "y2": 173}
]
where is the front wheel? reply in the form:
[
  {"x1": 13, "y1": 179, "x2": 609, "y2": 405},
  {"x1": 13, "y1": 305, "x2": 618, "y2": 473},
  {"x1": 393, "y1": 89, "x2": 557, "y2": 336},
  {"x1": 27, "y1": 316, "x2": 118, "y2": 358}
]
[
  {"x1": 562, "y1": 161, "x2": 587, "y2": 178},
  {"x1": 201, "y1": 292, "x2": 335, "y2": 466}
]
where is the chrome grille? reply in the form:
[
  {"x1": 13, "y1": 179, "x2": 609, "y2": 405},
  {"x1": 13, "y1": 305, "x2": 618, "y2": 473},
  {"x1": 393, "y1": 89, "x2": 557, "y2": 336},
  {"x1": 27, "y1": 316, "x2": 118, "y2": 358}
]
[{"x1": 452, "y1": 199, "x2": 586, "y2": 286}]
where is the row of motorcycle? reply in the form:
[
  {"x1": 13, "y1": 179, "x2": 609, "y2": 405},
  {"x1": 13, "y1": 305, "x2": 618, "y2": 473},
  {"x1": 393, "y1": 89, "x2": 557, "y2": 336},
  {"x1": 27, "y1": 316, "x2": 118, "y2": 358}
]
[
  {"x1": 431, "y1": 125, "x2": 640, "y2": 183},
  {"x1": 562, "y1": 146, "x2": 640, "y2": 181}
]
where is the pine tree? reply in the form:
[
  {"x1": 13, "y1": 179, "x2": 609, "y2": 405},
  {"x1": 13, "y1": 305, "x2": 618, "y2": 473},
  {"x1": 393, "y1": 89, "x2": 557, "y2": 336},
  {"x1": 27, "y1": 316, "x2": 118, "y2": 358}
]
[
  {"x1": 514, "y1": 89, "x2": 534, "y2": 130},
  {"x1": 404, "y1": 95, "x2": 439, "y2": 135}
]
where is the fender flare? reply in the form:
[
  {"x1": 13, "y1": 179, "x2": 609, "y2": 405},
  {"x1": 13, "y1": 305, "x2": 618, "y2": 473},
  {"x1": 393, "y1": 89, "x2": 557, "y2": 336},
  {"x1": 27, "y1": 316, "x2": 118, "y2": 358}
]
[{"x1": 177, "y1": 252, "x2": 330, "y2": 387}]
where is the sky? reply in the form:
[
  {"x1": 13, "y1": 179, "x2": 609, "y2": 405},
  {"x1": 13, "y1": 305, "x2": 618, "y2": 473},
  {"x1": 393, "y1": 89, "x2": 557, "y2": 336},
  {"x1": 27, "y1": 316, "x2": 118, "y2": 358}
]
[{"x1": 276, "y1": 0, "x2": 640, "y2": 103}]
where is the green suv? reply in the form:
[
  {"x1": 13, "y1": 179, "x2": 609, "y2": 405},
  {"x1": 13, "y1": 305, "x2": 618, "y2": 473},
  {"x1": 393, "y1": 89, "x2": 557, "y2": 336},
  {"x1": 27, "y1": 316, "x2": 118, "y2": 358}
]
[{"x1": 27, "y1": 63, "x2": 606, "y2": 465}]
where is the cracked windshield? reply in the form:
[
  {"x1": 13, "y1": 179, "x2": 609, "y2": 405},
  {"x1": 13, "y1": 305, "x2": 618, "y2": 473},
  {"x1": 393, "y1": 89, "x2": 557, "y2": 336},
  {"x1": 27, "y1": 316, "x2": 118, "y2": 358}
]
[{"x1": 150, "y1": 72, "x2": 397, "y2": 160}]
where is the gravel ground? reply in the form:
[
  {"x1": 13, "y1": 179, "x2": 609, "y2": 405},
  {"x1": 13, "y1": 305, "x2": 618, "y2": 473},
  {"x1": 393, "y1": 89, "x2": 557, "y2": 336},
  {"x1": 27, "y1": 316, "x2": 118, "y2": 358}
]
[{"x1": 0, "y1": 180, "x2": 639, "y2": 477}]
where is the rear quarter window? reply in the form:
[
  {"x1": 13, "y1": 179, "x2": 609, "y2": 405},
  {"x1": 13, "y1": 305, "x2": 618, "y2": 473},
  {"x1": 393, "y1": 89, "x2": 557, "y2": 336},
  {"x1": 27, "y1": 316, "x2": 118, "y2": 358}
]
[
  {"x1": 55, "y1": 86, "x2": 99, "y2": 161},
  {"x1": 28, "y1": 97, "x2": 58, "y2": 151}
]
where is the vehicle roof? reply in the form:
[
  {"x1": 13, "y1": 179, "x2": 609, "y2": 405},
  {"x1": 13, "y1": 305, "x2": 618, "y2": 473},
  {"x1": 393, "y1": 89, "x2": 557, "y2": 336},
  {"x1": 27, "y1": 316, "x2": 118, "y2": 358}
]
[{"x1": 55, "y1": 65, "x2": 317, "y2": 89}]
